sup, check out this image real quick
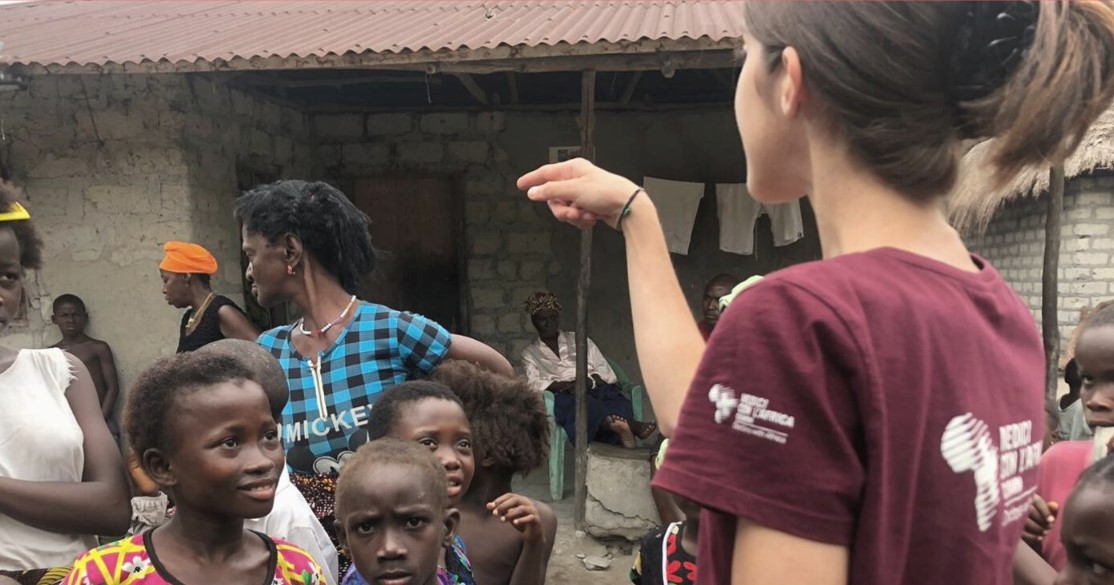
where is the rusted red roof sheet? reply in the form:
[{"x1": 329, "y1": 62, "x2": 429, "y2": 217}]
[{"x1": 0, "y1": 1, "x2": 746, "y2": 69}]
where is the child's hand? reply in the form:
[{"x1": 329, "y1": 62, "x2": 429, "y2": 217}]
[
  {"x1": 488, "y1": 493, "x2": 546, "y2": 543},
  {"x1": 1022, "y1": 495, "x2": 1058, "y2": 546}
]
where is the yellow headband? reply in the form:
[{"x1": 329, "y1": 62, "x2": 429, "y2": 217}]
[{"x1": 0, "y1": 202, "x2": 29, "y2": 222}]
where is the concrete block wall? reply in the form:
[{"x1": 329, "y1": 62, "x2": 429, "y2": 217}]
[
  {"x1": 312, "y1": 111, "x2": 556, "y2": 361},
  {"x1": 0, "y1": 74, "x2": 308, "y2": 392},
  {"x1": 967, "y1": 174, "x2": 1114, "y2": 344}
]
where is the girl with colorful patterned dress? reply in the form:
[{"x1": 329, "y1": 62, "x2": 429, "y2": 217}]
[
  {"x1": 64, "y1": 352, "x2": 323, "y2": 585},
  {"x1": 0, "y1": 184, "x2": 130, "y2": 585}
]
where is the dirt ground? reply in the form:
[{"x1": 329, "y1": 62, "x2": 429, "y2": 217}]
[{"x1": 513, "y1": 456, "x2": 641, "y2": 585}]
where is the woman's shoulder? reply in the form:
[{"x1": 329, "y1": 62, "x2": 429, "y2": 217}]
[{"x1": 13, "y1": 348, "x2": 74, "y2": 388}]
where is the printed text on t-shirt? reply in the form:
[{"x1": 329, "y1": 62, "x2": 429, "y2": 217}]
[{"x1": 708, "y1": 384, "x2": 795, "y2": 444}]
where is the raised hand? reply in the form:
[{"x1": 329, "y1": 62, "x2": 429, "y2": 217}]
[
  {"x1": 517, "y1": 158, "x2": 641, "y2": 230},
  {"x1": 488, "y1": 492, "x2": 547, "y2": 543},
  {"x1": 1021, "y1": 494, "x2": 1058, "y2": 546}
]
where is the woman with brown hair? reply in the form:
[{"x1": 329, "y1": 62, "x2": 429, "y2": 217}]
[{"x1": 518, "y1": 2, "x2": 1114, "y2": 584}]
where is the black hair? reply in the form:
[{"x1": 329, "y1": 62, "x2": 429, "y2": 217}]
[
  {"x1": 197, "y1": 339, "x2": 288, "y2": 418},
  {"x1": 0, "y1": 182, "x2": 42, "y2": 270},
  {"x1": 1066, "y1": 358, "x2": 1082, "y2": 396},
  {"x1": 1074, "y1": 452, "x2": 1114, "y2": 494},
  {"x1": 335, "y1": 438, "x2": 448, "y2": 517},
  {"x1": 235, "y1": 180, "x2": 375, "y2": 295},
  {"x1": 365, "y1": 380, "x2": 465, "y2": 442},
  {"x1": 194, "y1": 274, "x2": 211, "y2": 288},
  {"x1": 52, "y1": 293, "x2": 87, "y2": 314},
  {"x1": 124, "y1": 352, "x2": 256, "y2": 457},
  {"x1": 431, "y1": 361, "x2": 548, "y2": 475},
  {"x1": 705, "y1": 274, "x2": 740, "y2": 293}
]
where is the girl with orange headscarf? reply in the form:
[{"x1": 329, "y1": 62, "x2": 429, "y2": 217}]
[{"x1": 159, "y1": 241, "x2": 259, "y2": 352}]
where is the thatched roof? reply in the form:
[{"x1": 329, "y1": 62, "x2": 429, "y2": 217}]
[{"x1": 948, "y1": 107, "x2": 1114, "y2": 233}]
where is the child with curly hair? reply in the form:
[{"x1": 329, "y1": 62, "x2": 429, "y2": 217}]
[
  {"x1": 64, "y1": 352, "x2": 323, "y2": 584},
  {"x1": 431, "y1": 361, "x2": 557, "y2": 585}
]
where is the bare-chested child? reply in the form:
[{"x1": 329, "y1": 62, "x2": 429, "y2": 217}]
[
  {"x1": 51, "y1": 294, "x2": 120, "y2": 442},
  {"x1": 432, "y1": 361, "x2": 557, "y2": 585}
]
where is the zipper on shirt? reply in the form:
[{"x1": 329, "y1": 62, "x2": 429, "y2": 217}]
[{"x1": 306, "y1": 356, "x2": 328, "y2": 420}]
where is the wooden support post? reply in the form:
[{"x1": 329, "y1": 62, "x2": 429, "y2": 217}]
[
  {"x1": 454, "y1": 73, "x2": 489, "y2": 105},
  {"x1": 506, "y1": 71, "x2": 519, "y2": 104},
  {"x1": 574, "y1": 69, "x2": 597, "y2": 530},
  {"x1": 1043, "y1": 165, "x2": 1065, "y2": 397}
]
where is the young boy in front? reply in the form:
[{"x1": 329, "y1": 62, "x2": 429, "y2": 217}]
[
  {"x1": 50, "y1": 294, "x2": 120, "y2": 442},
  {"x1": 432, "y1": 361, "x2": 557, "y2": 585},
  {"x1": 335, "y1": 439, "x2": 461, "y2": 585}
]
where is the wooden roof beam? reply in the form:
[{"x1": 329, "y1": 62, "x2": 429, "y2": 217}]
[{"x1": 453, "y1": 73, "x2": 489, "y2": 105}]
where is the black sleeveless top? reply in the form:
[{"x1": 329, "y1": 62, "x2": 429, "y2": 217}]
[{"x1": 176, "y1": 295, "x2": 245, "y2": 353}]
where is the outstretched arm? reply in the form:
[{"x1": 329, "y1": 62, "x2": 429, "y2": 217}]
[
  {"x1": 0, "y1": 354, "x2": 129, "y2": 535},
  {"x1": 446, "y1": 334, "x2": 513, "y2": 375},
  {"x1": 96, "y1": 342, "x2": 120, "y2": 419},
  {"x1": 218, "y1": 304, "x2": 262, "y2": 342},
  {"x1": 518, "y1": 159, "x2": 704, "y2": 435}
]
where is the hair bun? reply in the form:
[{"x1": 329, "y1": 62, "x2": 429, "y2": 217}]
[{"x1": 948, "y1": 1, "x2": 1039, "y2": 138}]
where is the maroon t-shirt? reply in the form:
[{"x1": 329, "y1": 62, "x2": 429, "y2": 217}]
[{"x1": 654, "y1": 248, "x2": 1043, "y2": 585}]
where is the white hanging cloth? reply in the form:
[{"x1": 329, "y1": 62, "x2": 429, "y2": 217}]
[
  {"x1": 715, "y1": 183, "x2": 804, "y2": 255},
  {"x1": 643, "y1": 176, "x2": 705, "y2": 255}
]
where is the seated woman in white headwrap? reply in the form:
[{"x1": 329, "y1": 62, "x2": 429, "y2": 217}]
[{"x1": 521, "y1": 291, "x2": 656, "y2": 448}]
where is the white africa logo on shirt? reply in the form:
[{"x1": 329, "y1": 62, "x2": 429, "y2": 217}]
[
  {"x1": 708, "y1": 384, "x2": 739, "y2": 424},
  {"x1": 941, "y1": 413, "x2": 1042, "y2": 532},
  {"x1": 707, "y1": 384, "x2": 795, "y2": 445},
  {"x1": 940, "y1": 413, "x2": 1001, "y2": 532}
]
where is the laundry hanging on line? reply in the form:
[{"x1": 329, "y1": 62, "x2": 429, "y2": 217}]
[{"x1": 715, "y1": 183, "x2": 804, "y2": 255}]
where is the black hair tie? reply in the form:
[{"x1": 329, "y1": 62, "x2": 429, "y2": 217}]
[{"x1": 947, "y1": 1, "x2": 1039, "y2": 138}]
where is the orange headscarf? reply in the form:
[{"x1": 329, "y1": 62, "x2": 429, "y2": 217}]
[{"x1": 159, "y1": 241, "x2": 218, "y2": 275}]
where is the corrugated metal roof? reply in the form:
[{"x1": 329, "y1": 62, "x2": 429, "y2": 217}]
[{"x1": 0, "y1": 1, "x2": 746, "y2": 71}]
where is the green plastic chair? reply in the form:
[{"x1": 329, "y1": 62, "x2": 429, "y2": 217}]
[{"x1": 545, "y1": 358, "x2": 646, "y2": 501}]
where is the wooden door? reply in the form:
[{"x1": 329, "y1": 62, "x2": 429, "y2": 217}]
[{"x1": 352, "y1": 176, "x2": 464, "y2": 332}]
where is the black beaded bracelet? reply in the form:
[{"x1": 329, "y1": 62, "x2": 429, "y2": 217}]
[{"x1": 616, "y1": 187, "x2": 645, "y2": 233}]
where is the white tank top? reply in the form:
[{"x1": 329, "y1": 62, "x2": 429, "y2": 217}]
[{"x1": 0, "y1": 348, "x2": 97, "y2": 569}]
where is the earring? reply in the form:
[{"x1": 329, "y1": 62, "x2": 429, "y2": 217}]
[{"x1": 286, "y1": 265, "x2": 295, "y2": 276}]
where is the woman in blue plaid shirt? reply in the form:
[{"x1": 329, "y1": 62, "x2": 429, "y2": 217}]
[{"x1": 236, "y1": 180, "x2": 512, "y2": 573}]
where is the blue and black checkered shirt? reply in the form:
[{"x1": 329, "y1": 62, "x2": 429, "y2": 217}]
[{"x1": 258, "y1": 302, "x2": 451, "y2": 474}]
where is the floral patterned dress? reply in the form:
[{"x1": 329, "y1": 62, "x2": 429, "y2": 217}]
[
  {"x1": 63, "y1": 530, "x2": 323, "y2": 585},
  {"x1": 630, "y1": 522, "x2": 697, "y2": 585}
]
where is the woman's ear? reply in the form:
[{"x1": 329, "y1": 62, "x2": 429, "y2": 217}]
[
  {"x1": 142, "y1": 448, "x2": 177, "y2": 488},
  {"x1": 282, "y1": 233, "x2": 304, "y2": 268},
  {"x1": 779, "y1": 46, "x2": 806, "y2": 119},
  {"x1": 442, "y1": 507, "x2": 461, "y2": 549}
]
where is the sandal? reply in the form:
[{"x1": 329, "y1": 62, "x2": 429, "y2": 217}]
[{"x1": 631, "y1": 420, "x2": 659, "y2": 441}]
